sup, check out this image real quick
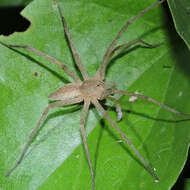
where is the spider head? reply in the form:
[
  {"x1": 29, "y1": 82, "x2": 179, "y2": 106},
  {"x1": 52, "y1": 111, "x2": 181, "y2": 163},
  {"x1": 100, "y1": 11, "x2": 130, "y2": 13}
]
[{"x1": 79, "y1": 79, "x2": 106, "y2": 100}]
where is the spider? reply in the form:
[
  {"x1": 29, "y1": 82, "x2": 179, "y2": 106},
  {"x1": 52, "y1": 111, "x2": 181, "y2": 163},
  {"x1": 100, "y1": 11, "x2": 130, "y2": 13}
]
[{"x1": 1, "y1": 0, "x2": 190, "y2": 189}]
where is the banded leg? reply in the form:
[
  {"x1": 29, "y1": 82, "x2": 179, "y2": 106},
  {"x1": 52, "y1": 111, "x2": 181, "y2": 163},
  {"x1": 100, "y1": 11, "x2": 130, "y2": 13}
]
[
  {"x1": 0, "y1": 41, "x2": 80, "y2": 82},
  {"x1": 80, "y1": 101, "x2": 95, "y2": 190},
  {"x1": 5, "y1": 98, "x2": 82, "y2": 177},
  {"x1": 57, "y1": 4, "x2": 89, "y2": 80},
  {"x1": 95, "y1": 0, "x2": 166, "y2": 80},
  {"x1": 92, "y1": 99, "x2": 159, "y2": 182},
  {"x1": 115, "y1": 90, "x2": 190, "y2": 117},
  {"x1": 107, "y1": 96, "x2": 122, "y2": 121},
  {"x1": 109, "y1": 39, "x2": 162, "y2": 60}
]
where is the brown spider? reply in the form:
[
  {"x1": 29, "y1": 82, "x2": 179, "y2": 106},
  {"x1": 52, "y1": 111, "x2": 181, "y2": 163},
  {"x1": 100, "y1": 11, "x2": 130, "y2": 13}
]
[{"x1": 1, "y1": 0, "x2": 190, "y2": 189}]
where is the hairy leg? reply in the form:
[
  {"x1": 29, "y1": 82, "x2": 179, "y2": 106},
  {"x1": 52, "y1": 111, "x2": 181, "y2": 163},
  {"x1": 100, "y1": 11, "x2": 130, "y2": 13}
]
[
  {"x1": 57, "y1": 4, "x2": 89, "y2": 80},
  {"x1": 95, "y1": 0, "x2": 166, "y2": 80},
  {"x1": 5, "y1": 98, "x2": 82, "y2": 177},
  {"x1": 109, "y1": 39, "x2": 162, "y2": 60},
  {"x1": 0, "y1": 41, "x2": 80, "y2": 82},
  {"x1": 101, "y1": 81, "x2": 116, "y2": 97},
  {"x1": 80, "y1": 101, "x2": 95, "y2": 190},
  {"x1": 92, "y1": 99, "x2": 159, "y2": 182},
  {"x1": 96, "y1": 39, "x2": 162, "y2": 81},
  {"x1": 115, "y1": 90, "x2": 190, "y2": 117}
]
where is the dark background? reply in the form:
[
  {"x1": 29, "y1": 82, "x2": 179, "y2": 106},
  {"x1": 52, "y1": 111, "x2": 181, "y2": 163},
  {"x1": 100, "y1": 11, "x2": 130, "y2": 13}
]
[
  {"x1": 0, "y1": 7, "x2": 30, "y2": 36},
  {"x1": 0, "y1": 5, "x2": 189, "y2": 190}
]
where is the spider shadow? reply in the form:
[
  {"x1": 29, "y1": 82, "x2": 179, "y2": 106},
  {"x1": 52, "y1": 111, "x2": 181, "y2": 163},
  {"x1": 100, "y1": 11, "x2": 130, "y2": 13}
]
[
  {"x1": 25, "y1": 104, "x2": 82, "y2": 159},
  {"x1": 91, "y1": 103, "x2": 147, "y2": 176},
  {"x1": 124, "y1": 108, "x2": 190, "y2": 171},
  {"x1": 94, "y1": 104, "x2": 190, "y2": 178},
  {"x1": 92, "y1": 104, "x2": 150, "y2": 177},
  {"x1": 1, "y1": 44, "x2": 70, "y2": 84},
  {"x1": 128, "y1": 110, "x2": 190, "y2": 123},
  {"x1": 93, "y1": 110, "x2": 148, "y2": 175},
  {"x1": 93, "y1": 116, "x2": 105, "y2": 176}
]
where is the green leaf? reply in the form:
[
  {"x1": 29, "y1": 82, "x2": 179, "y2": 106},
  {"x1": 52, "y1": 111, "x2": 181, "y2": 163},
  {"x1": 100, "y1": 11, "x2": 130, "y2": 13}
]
[
  {"x1": 0, "y1": 0, "x2": 32, "y2": 7},
  {"x1": 167, "y1": 0, "x2": 190, "y2": 50},
  {"x1": 0, "y1": 0, "x2": 190, "y2": 190},
  {"x1": 185, "y1": 179, "x2": 190, "y2": 190}
]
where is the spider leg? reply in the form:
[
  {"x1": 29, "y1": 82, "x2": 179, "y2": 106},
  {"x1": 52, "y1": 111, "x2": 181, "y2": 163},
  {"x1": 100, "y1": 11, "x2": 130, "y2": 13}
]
[
  {"x1": 115, "y1": 90, "x2": 190, "y2": 117},
  {"x1": 0, "y1": 41, "x2": 80, "y2": 83},
  {"x1": 97, "y1": 40, "x2": 162, "y2": 78},
  {"x1": 107, "y1": 96, "x2": 122, "y2": 121},
  {"x1": 57, "y1": 4, "x2": 89, "y2": 80},
  {"x1": 5, "y1": 98, "x2": 82, "y2": 177},
  {"x1": 109, "y1": 39, "x2": 162, "y2": 60},
  {"x1": 92, "y1": 99, "x2": 159, "y2": 182},
  {"x1": 80, "y1": 101, "x2": 95, "y2": 190},
  {"x1": 95, "y1": 0, "x2": 166, "y2": 80}
]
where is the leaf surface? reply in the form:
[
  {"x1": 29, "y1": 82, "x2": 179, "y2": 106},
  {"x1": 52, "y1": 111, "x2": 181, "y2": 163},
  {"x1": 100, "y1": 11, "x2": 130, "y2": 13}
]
[{"x1": 168, "y1": 0, "x2": 190, "y2": 49}]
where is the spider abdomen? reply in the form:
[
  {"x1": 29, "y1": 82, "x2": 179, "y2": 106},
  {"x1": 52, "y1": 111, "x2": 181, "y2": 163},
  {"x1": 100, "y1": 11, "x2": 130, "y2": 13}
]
[{"x1": 48, "y1": 83, "x2": 82, "y2": 101}]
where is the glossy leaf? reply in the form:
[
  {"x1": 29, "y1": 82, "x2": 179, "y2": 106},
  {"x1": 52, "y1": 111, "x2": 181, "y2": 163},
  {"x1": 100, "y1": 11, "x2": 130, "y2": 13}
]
[
  {"x1": 168, "y1": 0, "x2": 190, "y2": 49},
  {"x1": 0, "y1": 0, "x2": 190, "y2": 190},
  {"x1": 185, "y1": 179, "x2": 190, "y2": 190}
]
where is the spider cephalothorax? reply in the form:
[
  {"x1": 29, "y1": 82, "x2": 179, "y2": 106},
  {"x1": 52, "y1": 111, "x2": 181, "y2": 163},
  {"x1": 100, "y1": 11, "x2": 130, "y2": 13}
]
[
  {"x1": 1, "y1": 0, "x2": 190, "y2": 189},
  {"x1": 79, "y1": 79, "x2": 107, "y2": 100}
]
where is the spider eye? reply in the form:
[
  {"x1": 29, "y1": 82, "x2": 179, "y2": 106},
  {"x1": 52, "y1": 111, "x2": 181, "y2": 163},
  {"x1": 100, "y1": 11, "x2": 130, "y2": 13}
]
[
  {"x1": 96, "y1": 83, "x2": 102, "y2": 87},
  {"x1": 96, "y1": 81, "x2": 104, "y2": 87}
]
